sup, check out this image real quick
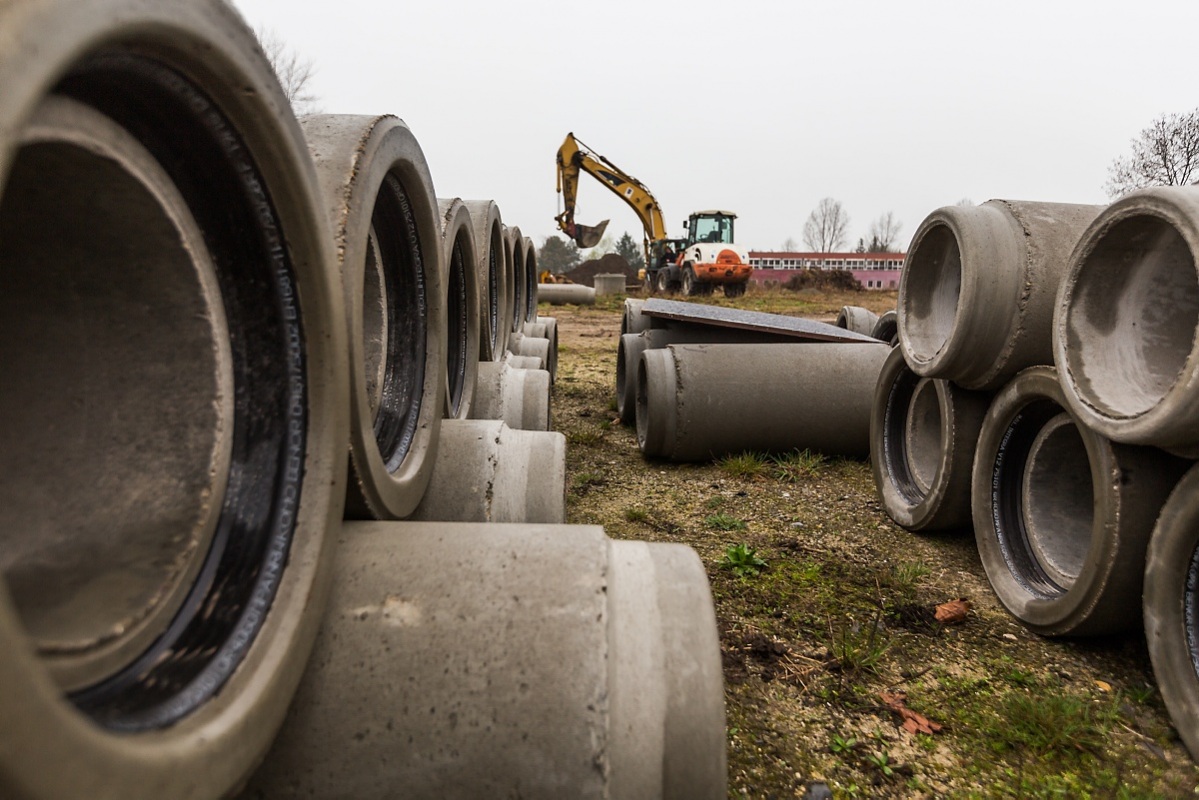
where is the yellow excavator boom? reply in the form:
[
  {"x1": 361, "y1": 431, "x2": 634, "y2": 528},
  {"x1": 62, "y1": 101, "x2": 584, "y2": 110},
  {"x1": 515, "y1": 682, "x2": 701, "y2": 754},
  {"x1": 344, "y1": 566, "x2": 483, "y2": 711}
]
[{"x1": 555, "y1": 132, "x2": 668, "y2": 249}]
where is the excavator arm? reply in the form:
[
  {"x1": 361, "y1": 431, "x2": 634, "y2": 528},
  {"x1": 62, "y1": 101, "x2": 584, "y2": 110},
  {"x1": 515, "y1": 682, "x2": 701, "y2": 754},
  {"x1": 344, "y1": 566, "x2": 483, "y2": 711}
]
[{"x1": 555, "y1": 132, "x2": 668, "y2": 249}]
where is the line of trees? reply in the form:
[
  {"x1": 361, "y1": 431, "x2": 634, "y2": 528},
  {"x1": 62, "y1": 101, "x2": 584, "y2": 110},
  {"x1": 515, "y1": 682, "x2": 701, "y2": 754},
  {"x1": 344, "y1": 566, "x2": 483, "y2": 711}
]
[{"x1": 795, "y1": 200, "x2": 902, "y2": 253}]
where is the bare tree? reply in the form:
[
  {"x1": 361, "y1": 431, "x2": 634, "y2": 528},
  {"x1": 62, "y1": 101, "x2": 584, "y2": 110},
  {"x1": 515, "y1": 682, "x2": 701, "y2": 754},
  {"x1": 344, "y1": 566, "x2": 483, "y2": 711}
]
[
  {"x1": 1105, "y1": 108, "x2": 1199, "y2": 199},
  {"x1": 781, "y1": 236, "x2": 799, "y2": 251},
  {"x1": 955, "y1": 198, "x2": 974, "y2": 206},
  {"x1": 865, "y1": 212, "x2": 902, "y2": 252},
  {"x1": 802, "y1": 198, "x2": 850, "y2": 253},
  {"x1": 256, "y1": 25, "x2": 321, "y2": 116}
]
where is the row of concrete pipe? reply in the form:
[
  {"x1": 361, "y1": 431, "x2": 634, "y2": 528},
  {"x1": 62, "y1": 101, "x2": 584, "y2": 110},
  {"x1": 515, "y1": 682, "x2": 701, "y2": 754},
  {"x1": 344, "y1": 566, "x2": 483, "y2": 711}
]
[
  {"x1": 0, "y1": 3, "x2": 724, "y2": 798},
  {"x1": 873, "y1": 191, "x2": 1199, "y2": 761}
]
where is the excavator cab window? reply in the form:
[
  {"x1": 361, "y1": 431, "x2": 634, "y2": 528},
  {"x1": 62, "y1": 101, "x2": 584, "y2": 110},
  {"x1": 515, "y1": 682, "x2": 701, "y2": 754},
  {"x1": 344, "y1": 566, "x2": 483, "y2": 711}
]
[{"x1": 689, "y1": 215, "x2": 734, "y2": 246}]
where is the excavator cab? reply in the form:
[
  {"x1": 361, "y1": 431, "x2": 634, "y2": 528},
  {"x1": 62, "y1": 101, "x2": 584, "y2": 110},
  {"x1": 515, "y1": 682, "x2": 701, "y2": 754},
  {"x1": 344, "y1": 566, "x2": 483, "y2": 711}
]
[{"x1": 684, "y1": 211, "x2": 736, "y2": 247}]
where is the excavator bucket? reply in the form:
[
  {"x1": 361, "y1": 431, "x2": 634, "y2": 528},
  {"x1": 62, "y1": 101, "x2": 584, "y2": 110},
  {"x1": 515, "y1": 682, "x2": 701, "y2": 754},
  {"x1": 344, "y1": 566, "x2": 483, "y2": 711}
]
[{"x1": 571, "y1": 219, "x2": 610, "y2": 249}]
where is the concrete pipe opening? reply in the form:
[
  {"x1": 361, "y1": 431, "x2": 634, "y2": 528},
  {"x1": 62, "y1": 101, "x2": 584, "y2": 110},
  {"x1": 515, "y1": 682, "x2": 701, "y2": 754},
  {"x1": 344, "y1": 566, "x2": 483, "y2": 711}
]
[
  {"x1": 1057, "y1": 193, "x2": 1199, "y2": 455},
  {"x1": 971, "y1": 367, "x2": 1189, "y2": 636},
  {"x1": 302, "y1": 115, "x2": 445, "y2": 519},
  {"x1": 899, "y1": 222, "x2": 962, "y2": 369},
  {"x1": 438, "y1": 199, "x2": 480, "y2": 419},
  {"x1": 870, "y1": 346, "x2": 988, "y2": 531},
  {"x1": 508, "y1": 227, "x2": 526, "y2": 335},
  {"x1": 523, "y1": 236, "x2": 539, "y2": 323},
  {"x1": 0, "y1": 5, "x2": 348, "y2": 796}
]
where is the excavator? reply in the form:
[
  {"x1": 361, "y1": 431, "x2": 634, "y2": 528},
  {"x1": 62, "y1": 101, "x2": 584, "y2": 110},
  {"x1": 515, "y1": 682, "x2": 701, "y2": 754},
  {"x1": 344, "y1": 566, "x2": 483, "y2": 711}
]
[{"x1": 554, "y1": 132, "x2": 752, "y2": 297}]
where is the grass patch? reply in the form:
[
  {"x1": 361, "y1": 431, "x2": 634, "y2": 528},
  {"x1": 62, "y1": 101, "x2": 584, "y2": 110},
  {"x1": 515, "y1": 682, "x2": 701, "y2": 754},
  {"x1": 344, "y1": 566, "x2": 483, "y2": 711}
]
[
  {"x1": 988, "y1": 693, "x2": 1111, "y2": 757},
  {"x1": 567, "y1": 429, "x2": 603, "y2": 446},
  {"x1": 719, "y1": 451, "x2": 770, "y2": 479},
  {"x1": 623, "y1": 507, "x2": 649, "y2": 523},
  {"x1": 826, "y1": 612, "x2": 891, "y2": 676},
  {"x1": 770, "y1": 448, "x2": 826, "y2": 481},
  {"x1": 706, "y1": 513, "x2": 747, "y2": 531}
]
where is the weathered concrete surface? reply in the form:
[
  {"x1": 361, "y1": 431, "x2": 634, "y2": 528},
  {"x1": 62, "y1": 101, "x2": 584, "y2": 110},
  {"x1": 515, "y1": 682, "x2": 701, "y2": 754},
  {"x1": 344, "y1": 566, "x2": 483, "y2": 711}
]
[
  {"x1": 538, "y1": 282, "x2": 597, "y2": 305},
  {"x1": 524, "y1": 316, "x2": 559, "y2": 380},
  {"x1": 462, "y1": 200, "x2": 507, "y2": 363},
  {"x1": 1054, "y1": 186, "x2": 1199, "y2": 458},
  {"x1": 836, "y1": 305, "x2": 879, "y2": 336},
  {"x1": 522, "y1": 236, "x2": 540, "y2": 323},
  {"x1": 436, "y1": 198, "x2": 480, "y2": 419},
  {"x1": 641, "y1": 298, "x2": 877, "y2": 343},
  {"x1": 870, "y1": 346, "x2": 991, "y2": 531},
  {"x1": 303, "y1": 114, "x2": 446, "y2": 520},
  {"x1": 971, "y1": 367, "x2": 1190, "y2": 636},
  {"x1": 899, "y1": 200, "x2": 1102, "y2": 390},
  {"x1": 240, "y1": 522, "x2": 726, "y2": 800},
  {"x1": 595, "y1": 273, "x2": 627, "y2": 296},
  {"x1": 622, "y1": 298, "x2": 651, "y2": 335},
  {"x1": 871, "y1": 309, "x2": 898, "y2": 345},
  {"x1": 507, "y1": 226, "x2": 526, "y2": 332},
  {"x1": 470, "y1": 361, "x2": 550, "y2": 430},
  {"x1": 409, "y1": 420, "x2": 566, "y2": 523},
  {"x1": 507, "y1": 330, "x2": 551, "y2": 371},
  {"x1": 636, "y1": 343, "x2": 891, "y2": 461},
  {"x1": 0, "y1": 2, "x2": 349, "y2": 797}
]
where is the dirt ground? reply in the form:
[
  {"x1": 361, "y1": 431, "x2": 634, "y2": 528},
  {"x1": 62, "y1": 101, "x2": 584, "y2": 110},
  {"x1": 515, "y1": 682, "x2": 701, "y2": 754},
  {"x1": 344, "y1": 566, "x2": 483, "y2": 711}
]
[{"x1": 545, "y1": 285, "x2": 1199, "y2": 799}]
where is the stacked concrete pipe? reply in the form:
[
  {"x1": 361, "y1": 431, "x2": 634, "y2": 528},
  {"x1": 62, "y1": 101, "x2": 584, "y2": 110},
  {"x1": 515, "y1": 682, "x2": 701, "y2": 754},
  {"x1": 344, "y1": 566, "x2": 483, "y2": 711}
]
[
  {"x1": 1053, "y1": 187, "x2": 1199, "y2": 458},
  {"x1": 302, "y1": 115, "x2": 446, "y2": 520},
  {"x1": 899, "y1": 200, "x2": 1102, "y2": 390},
  {"x1": 539, "y1": 282, "x2": 597, "y2": 305},
  {"x1": 437, "y1": 198, "x2": 481, "y2": 419},
  {"x1": 970, "y1": 367, "x2": 1189, "y2": 636},
  {"x1": 0, "y1": 2, "x2": 350, "y2": 797},
  {"x1": 469, "y1": 361, "x2": 551, "y2": 431},
  {"x1": 835, "y1": 305, "x2": 879, "y2": 336},
  {"x1": 463, "y1": 200, "x2": 508, "y2": 363},
  {"x1": 507, "y1": 330, "x2": 552, "y2": 371},
  {"x1": 241, "y1": 521, "x2": 726, "y2": 800},
  {"x1": 409, "y1": 420, "x2": 566, "y2": 523},
  {"x1": 623, "y1": 298, "x2": 651, "y2": 335},
  {"x1": 522, "y1": 235, "x2": 540, "y2": 324},
  {"x1": 523, "y1": 317, "x2": 559, "y2": 381},
  {"x1": 871, "y1": 309, "x2": 898, "y2": 345},
  {"x1": 869, "y1": 347, "x2": 991, "y2": 531},
  {"x1": 637, "y1": 343, "x2": 892, "y2": 461},
  {"x1": 507, "y1": 226, "x2": 526, "y2": 339}
]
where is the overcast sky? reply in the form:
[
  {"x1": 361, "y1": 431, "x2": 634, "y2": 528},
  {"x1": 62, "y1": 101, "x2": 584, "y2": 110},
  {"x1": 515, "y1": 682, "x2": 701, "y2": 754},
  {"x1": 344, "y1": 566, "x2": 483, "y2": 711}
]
[{"x1": 232, "y1": 0, "x2": 1197, "y2": 254}]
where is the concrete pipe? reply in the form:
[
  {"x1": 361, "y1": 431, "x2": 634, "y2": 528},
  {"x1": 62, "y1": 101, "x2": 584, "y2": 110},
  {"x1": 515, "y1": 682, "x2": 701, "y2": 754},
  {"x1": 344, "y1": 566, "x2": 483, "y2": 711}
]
[
  {"x1": 539, "y1": 283, "x2": 597, "y2": 305},
  {"x1": 595, "y1": 273, "x2": 628, "y2": 296},
  {"x1": 1143, "y1": 462, "x2": 1199, "y2": 762},
  {"x1": 870, "y1": 347, "x2": 991, "y2": 531},
  {"x1": 636, "y1": 343, "x2": 892, "y2": 461},
  {"x1": 524, "y1": 317, "x2": 559, "y2": 381},
  {"x1": 241, "y1": 521, "x2": 726, "y2": 800},
  {"x1": 463, "y1": 200, "x2": 507, "y2": 363},
  {"x1": 1054, "y1": 187, "x2": 1199, "y2": 458},
  {"x1": 437, "y1": 198, "x2": 481, "y2": 419},
  {"x1": 470, "y1": 362, "x2": 551, "y2": 431},
  {"x1": 899, "y1": 200, "x2": 1102, "y2": 390},
  {"x1": 523, "y1": 235, "x2": 540, "y2": 323},
  {"x1": 0, "y1": 3, "x2": 349, "y2": 798},
  {"x1": 504, "y1": 352, "x2": 544, "y2": 371},
  {"x1": 971, "y1": 367, "x2": 1190, "y2": 636},
  {"x1": 409, "y1": 420, "x2": 566, "y2": 523},
  {"x1": 303, "y1": 115, "x2": 446, "y2": 520},
  {"x1": 623, "y1": 298, "x2": 651, "y2": 335},
  {"x1": 871, "y1": 309, "x2": 898, "y2": 345},
  {"x1": 508, "y1": 226, "x2": 526, "y2": 335},
  {"x1": 508, "y1": 330, "x2": 551, "y2": 372},
  {"x1": 835, "y1": 305, "x2": 879, "y2": 336}
]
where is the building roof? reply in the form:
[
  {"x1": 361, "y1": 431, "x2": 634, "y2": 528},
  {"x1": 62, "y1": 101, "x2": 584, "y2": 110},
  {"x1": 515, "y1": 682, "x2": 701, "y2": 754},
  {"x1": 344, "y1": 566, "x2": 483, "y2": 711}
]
[{"x1": 749, "y1": 251, "x2": 905, "y2": 259}]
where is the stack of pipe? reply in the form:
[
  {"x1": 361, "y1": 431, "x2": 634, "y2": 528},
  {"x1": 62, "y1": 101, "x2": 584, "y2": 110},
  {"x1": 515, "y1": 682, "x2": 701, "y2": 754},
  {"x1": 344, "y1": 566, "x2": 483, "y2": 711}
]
[
  {"x1": 0, "y1": 2, "x2": 726, "y2": 797},
  {"x1": 874, "y1": 192, "x2": 1199, "y2": 760}
]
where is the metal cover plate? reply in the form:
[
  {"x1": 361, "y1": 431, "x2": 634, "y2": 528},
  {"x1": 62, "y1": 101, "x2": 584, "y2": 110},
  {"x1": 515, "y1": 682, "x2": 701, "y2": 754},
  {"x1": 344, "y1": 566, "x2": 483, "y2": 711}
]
[{"x1": 641, "y1": 298, "x2": 880, "y2": 343}]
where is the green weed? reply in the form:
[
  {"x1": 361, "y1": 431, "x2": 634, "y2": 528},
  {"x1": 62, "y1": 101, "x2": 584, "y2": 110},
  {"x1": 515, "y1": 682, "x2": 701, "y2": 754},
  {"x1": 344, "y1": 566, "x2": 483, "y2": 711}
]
[
  {"x1": 770, "y1": 448, "x2": 826, "y2": 481},
  {"x1": 623, "y1": 507, "x2": 649, "y2": 523},
  {"x1": 718, "y1": 451, "x2": 770, "y2": 479},
  {"x1": 706, "y1": 513, "x2": 747, "y2": 531},
  {"x1": 720, "y1": 543, "x2": 768, "y2": 577}
]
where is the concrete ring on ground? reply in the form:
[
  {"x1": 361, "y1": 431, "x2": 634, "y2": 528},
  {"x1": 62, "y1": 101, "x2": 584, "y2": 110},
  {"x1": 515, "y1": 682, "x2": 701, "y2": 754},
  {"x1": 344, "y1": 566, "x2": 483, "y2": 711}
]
[
  {"x1": 623, "y1": 298, "x2": 650, "y2": 335},
  {"x1": 0, "y1": 2, "x2": 348, "y2": 797},
  {"x1": 523, "y1": 317, "x2": 558, "y2": 382},
  {"x1": 970, "y1": 367, "x2": 1189, "y2": 636},
  {"x1": 871, "y1": 309, "x2": 898, "y2": 345},
  {"x1": 437, "y1": 198, "x2": 481, "y2": 419},
  {"x1": 870, "y1": 347, "x2": 990, "y2": 531},
  {"x1": 1053, "y1": 186, "x2": 1199, "y2": 458},
  {"x1": 302, "y1": 115, "x2": 446, "y2": 520},
  {"x1": 1143, "y1": 462, "x2": 1199, "y2": 762},
  {"x1": 463, "y1": 200, "x2": 506, "y2": 362},
  {"x1": 835, "y1": 305, "x2": 879, "y2": 336},
  {"x1": 470, "y1": 362, "x2": 551, "y2": 431},
  {"x1": 898, "y1": 200, "x2": 1102, "y2": 390}
]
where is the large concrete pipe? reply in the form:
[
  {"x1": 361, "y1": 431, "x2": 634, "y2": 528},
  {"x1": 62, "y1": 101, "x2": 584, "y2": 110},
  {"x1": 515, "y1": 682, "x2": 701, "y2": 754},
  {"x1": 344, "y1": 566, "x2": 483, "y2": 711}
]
[
  {"x1": 0, "y1": 3, "x2": 349, "y2": 797},
  {"x1": 507, "y1": 226, "x2": 526, "y2": 335},
  {"x1": 523, "y1": 235, "x2": 540, "y2": 323},
  {"x1": 409, "y1": 420, "x2": 566, "y2": 523},
  {"x1": 623, "y1": 298, "x2": 651, "y2": 335},
  {"x1": 1143, "y1": 462, "x2": 1199, "y2": 762},
  {"x1": 870, "y1": 347, "x2": 991, "y2": 531},
  {"x1": 437, "y1": 198, "x2": 481, "y2": 419},
  {"x1": 637, "y1": 343, "x2": 892, "y2": 461},
  {"x1": 470, "y1": 362, "x2": 551, "y2": 431},
  {"x1": 241, "y1": 522, "x2": 726, "y2": 800},
  {"x1": 898, "y1": 200, "x2": 1102, "y2": 390},
  {"x1": 971, "y1": 367, "x2": 1190, "y2": 636},
  {"x1": 463, "y1": 200, "x2": 508, "y2": 363},
  {"x1": 616, "y1": 327, "x2": 806, "y2": 426},
  {"x1": 524, "y1": 317, "x2": 559, "y2": 381},
  {"x1": 871, "y1": 309, "x2": 898, "y2": 345},
  {"x1": 302, "y1": 115, "x2": 446, "y2": 520},
  {"x1": 835, "y1": 305, "x2": 879, "y2": 336},
  {"x1": 539, "y1": 283, "x2": 597, "y2": 305},
  {"x1": 1054, "y1": 187, "x2": 1199, "y2": 458}
]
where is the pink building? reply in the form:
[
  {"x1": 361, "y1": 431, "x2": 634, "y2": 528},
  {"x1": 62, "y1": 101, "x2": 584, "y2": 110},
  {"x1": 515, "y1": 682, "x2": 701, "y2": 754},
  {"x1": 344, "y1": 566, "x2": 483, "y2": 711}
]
[{"x1": 748, "y1": 251, "x2": 905, "y2": 290}]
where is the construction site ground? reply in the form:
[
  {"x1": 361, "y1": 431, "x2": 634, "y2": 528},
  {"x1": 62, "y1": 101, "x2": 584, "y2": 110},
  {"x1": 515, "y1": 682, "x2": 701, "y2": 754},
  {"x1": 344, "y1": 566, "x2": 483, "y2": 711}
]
[{"x1": 547, "y1": 286, "x2": 1199, "y2": 799}]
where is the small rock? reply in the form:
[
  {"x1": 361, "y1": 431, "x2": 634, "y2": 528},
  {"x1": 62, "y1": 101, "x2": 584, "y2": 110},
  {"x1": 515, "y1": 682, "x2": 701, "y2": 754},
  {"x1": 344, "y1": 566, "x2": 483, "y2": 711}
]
[
  {"x1": 803, "y1": 783, "x2": 834, "y2": 800},
  {"x1": 1002, "y1": 633, "x2": 1018, "y2": 642}
]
